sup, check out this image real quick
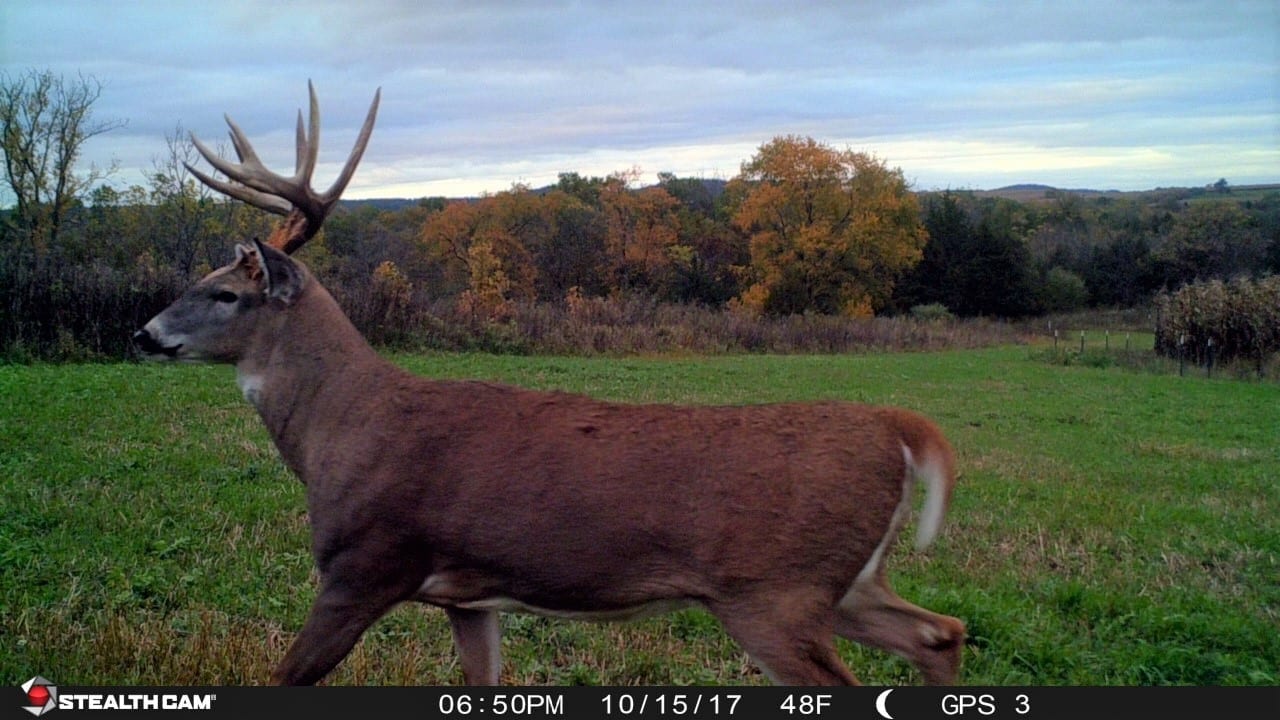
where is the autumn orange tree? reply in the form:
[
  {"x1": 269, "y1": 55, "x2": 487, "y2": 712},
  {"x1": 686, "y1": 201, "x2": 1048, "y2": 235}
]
[
  {"x1": 419, "y1": 188, "x2": 544, "y2": 320},
  {"x1": 598, "y1": 168, "x2": 684, "y2": 293},
  {"x1": 729, "y1": 136, "x2": 926, "y2": 316}
]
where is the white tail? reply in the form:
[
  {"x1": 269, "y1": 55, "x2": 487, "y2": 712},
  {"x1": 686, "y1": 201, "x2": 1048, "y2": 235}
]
[
  {"x1": 907, "y1": 444, "x2": 952, "y2": 550},
  {"x1": 134, "y1": 85, "x2": 966, "y2": 686}
]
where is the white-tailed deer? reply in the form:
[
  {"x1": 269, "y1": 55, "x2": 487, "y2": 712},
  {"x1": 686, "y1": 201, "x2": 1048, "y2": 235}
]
[{"x1": 133, "y1": 84, "x2": 966, "y2": 686}]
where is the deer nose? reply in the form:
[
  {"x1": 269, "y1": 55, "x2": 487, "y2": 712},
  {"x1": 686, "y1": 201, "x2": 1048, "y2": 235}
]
[{"x1": 133, "y1": 328, "x2": 173, "y2": 356}]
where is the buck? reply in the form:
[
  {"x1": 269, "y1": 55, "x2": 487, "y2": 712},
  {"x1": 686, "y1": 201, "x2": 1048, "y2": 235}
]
[{"x1": 133, "y1": 84, "x2": 966, "y2": 686}]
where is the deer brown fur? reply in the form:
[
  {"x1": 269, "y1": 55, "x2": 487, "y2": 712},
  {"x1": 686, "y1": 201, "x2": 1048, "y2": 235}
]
[{"x1": 133, "y1": 85, "x2": 965, "y2": 686}]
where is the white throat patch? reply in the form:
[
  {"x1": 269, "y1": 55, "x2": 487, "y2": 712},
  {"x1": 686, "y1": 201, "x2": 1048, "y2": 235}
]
[{"x1": 236, "y1": 368, "x2": 265, "y2": 407}]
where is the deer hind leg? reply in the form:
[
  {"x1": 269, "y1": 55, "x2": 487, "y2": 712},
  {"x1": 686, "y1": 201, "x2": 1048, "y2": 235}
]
[
  {"x1": 836, "y1": 569, "x2": 965, "y2": 685},
  {"x1": 446, "y1": 608, "x2": 502, "y2": 685},
  {"x1": 711, "y1": 597, "x2": 859, "y2": 686}
]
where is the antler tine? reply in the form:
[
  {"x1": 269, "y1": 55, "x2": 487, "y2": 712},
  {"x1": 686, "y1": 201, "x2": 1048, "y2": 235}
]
[
  {"x1": 220, "y1": 115, "x2": 313, "y2": 203},
  {"x1": 294, "y1": 80, "x2": 320, "y2": 184},
  {"x1": 293, "y1": 110, "x2": 309, "y2": 178},
  {"x1": 188, "y1": 113, "x2": 297, "y2": 215},
  {"x1": 319, "y1": 86, "x2": 380, "y2": 208},
  {"x1": 186, "y1": 136, "x2": 291, "y2": 216},
  {"x1": 224, "y1": 114, "x2": 262, "y2": 166},
  {"x1": 184, "y1": 82, "x2": 380, "y2": 254}
]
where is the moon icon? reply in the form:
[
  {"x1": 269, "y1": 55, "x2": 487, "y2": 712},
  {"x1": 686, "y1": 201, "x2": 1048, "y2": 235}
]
[{"x1": 875, "y1": 688, "x2": 895, "y2": 720}]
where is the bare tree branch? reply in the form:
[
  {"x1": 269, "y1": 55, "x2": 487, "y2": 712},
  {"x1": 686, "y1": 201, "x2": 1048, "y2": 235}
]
[{"x1": 0, "y1": 69, "x2": 126, "y2": 250}]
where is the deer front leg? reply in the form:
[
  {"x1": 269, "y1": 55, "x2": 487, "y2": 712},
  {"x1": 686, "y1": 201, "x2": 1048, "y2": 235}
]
[
  {"x1": 271, "y1": 576, "x2": 406, "y2": 685},
  {"x1": 447, "y1": 607, "x2": 502, "y2": 685}
]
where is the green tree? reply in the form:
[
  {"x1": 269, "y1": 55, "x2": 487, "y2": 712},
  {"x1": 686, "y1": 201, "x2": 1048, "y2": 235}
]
[
  {"x1": 1082, "y1": 233, "x2": 1155, "y2": 307},
  {"x1": 556, "y1": 171, "x2": 606, "y2": 207},
  {"x1": 952, "y1": 218, "x2": 1037, "y2": 317},
  {"x1": 1039, "y1": 266, "x2": 1089, "y2": 313},
  {"x1": 530, "y1": 192, "x2": 608, "y2": 299},
  {"x1": 894, "y1": 191, "x2": 1038, "y2": 318},
  {"x1": 894, "y1": 191, "x2": 971, "y2": 312},
  {"x1": 1156, "y1": 201, "x2": 1265, "y2": 285}
]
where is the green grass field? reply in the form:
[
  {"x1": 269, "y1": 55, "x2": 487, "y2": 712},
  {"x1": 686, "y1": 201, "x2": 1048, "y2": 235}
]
[{"x1": 2, "y1": 347, "x2": 1277, "y2": 685}]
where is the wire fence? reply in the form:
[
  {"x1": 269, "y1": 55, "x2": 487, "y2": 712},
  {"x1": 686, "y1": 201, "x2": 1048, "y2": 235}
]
[{"x1": 1037, "y1": 320, "x2": 1277, "y2": 382}]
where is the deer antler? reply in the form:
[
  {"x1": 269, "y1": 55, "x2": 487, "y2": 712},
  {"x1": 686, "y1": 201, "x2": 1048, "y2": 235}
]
[{"x1": 187, "y1": 81, "x2": 381, "y2": 254}]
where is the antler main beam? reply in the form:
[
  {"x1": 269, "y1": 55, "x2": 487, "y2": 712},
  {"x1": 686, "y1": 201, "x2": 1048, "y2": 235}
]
[{"x1": 187, "y1": 81, "x2": 381, "y2": 254}]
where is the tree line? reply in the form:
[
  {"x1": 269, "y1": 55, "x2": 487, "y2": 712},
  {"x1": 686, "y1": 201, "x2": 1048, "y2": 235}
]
[{"x1": 3, "y1": 69, "x2": 1279, "y2": 360}]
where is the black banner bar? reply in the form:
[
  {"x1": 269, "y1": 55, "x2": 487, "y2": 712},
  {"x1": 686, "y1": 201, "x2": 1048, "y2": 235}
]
[{"x1": 9, "y1": 686, "x2": 1279, "y2": 720}]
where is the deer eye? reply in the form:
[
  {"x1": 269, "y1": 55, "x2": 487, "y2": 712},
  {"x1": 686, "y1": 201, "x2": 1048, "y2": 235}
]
[{"x1": 213, "y1": 290, "x2": 239, "y2": 304}]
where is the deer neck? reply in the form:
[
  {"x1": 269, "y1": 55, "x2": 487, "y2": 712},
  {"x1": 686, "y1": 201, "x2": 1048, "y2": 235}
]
[{"x1": 236, "y1": 282, "x2": 385, "y2": 480}]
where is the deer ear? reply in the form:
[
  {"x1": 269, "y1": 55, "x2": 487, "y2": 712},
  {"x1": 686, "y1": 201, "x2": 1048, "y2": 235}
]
[
  {"x1": 252, "y1": 239, "x2": 305, "y2": 305},
  {"x1": 233, "y1": 242, "x2": 265, "y2": 282}
]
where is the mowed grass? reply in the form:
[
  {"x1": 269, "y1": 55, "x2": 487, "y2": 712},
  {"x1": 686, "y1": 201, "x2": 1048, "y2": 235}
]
[{"x1": 2, "y1": 347, "x2": 1277, "y2": 685}]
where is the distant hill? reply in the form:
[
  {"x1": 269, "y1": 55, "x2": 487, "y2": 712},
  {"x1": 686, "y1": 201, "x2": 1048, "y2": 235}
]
[
  {"x1": 340, "y1": 198, "x2": 424, "y2": 212},
  {"x1": 970, "y1": 182, "x2": 1279, "y2": 204},
  {"x1": 970, "y1": 184, "x2": 1124, "y2": 203},
  {"x1": 994, "y1": 183, "x2": 1060, "y2": 192},
  {"x1": 690, "y1": 177, "x2": 729, "y2": 201},
  {"x1": 341, "y1": 181, "x2": 1277, "y2": 209}
]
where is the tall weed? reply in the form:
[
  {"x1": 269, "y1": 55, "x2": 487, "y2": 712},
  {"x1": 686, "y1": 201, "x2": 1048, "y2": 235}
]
[
  {"x1": 0, "y1": 251, "x2": 186, "y2": 362},
  {"x1": 4, "y1": 250, "x2": 1023, "y2": 361},
  {"x1": 1154, "y1": 276, "x2": 1280, "y2": 367}
]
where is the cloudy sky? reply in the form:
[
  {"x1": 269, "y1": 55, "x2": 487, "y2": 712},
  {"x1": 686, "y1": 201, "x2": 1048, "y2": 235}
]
[{"x1": 2, "y1": 1, "x2": 1277, "y2": 200}]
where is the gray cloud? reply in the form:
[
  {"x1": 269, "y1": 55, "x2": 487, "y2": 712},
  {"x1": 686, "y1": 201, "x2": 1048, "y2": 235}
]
[{"x1": 2, "y1": 0, "x2": 1276, "y2": 199}]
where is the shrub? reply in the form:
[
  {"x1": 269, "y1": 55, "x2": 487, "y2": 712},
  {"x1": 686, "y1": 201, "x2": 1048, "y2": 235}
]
[
  {"x1": 1154, "y1": 276, "x2": 1280, "y2": 366},
  {"x1": 1039, "y1": 267, "x2": 1089, "y2": 314},
  {"x1": 0, "y1": 251, "x2": 186, "y2": 362},
  {"x1": 3, "y1": 247, "x2": 1024, "y2": 361},
  {"x1": 910, "y1": 303, "x2": 954, "y2": 323}
]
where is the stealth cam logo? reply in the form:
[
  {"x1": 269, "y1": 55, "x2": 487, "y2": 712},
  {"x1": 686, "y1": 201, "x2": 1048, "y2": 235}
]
[{"x1": 21, "y1": 677, "x2": 57, "y2": 716}]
